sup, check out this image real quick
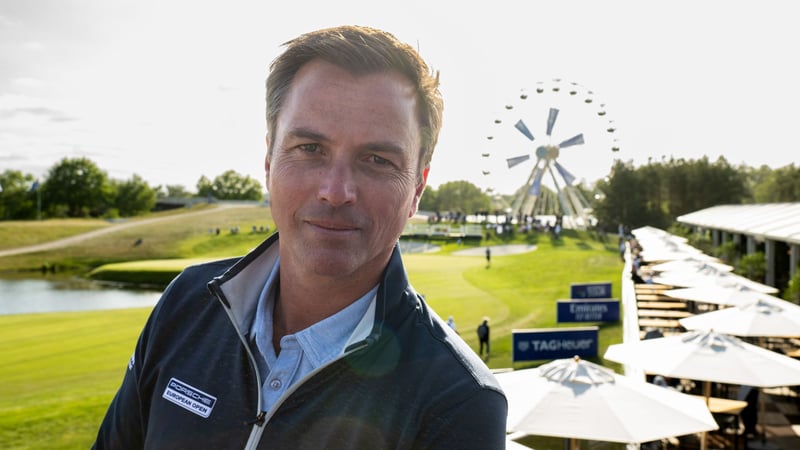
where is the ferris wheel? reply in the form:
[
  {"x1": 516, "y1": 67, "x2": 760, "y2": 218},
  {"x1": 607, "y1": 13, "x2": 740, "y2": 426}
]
[{"x1": 481, "y1": 80, "x2": 620, "y2": 229}]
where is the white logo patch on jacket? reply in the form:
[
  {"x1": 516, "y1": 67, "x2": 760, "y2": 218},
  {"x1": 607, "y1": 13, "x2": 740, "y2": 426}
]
[{"x1": 162, "y1": 377, "x2": 217, "y2": 418}]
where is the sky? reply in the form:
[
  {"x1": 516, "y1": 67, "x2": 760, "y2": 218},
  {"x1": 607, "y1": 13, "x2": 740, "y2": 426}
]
[{"x1": 2, "y1": 0, "x2": 798, "y2": 196}]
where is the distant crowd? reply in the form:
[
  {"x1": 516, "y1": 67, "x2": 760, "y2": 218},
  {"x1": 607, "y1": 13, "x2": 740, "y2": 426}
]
[{"x1": 208, "y1": 225, "x2": 271, "y2": 236}]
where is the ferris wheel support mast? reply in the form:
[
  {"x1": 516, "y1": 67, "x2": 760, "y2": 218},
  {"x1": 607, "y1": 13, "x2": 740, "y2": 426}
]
[
  {"x1": 512, "y1": 162, "x2": 542, "y2": 218},
  {"x1": 546, "y1": 164, "x2": 575, "y2": 219}
]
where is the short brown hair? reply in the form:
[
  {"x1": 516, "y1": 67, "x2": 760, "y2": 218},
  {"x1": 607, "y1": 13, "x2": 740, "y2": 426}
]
[{"x1": 266, "y1": 25, "x2": 443, "y2": 176}]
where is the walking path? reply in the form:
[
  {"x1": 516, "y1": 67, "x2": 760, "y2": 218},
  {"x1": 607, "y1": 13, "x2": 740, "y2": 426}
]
[
  {"x1": 0, "y1": 204, "x2": 252, "y2": 258},
  {"x1": 451, "y1": 244, "x2": 537, "y2": 256}
]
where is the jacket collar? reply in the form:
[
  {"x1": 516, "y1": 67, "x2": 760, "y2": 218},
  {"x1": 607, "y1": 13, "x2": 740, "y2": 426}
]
[{"x1": 208, "y1": 233, "x2": 417, "y2": 350}]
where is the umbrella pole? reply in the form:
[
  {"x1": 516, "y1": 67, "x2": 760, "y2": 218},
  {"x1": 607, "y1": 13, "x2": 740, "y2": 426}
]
[
  {"x1": 751, "y1": 339, "x2": 773, "y2": 449},
  {"x1": 758, "y1": 387, "x2": 767, "y2": 446},
  {"x1": 749, "y1": 388, "x2": 779, "y2": 449},
  {"x1": 569, "y1": 437, "x2": 579, "y2": 450},
  {"x1": 757, "y1": 338, "x2": 769, "y2": 447},
  {"x1": 700, "y1": 380, "x2": 711, "y2": 450}
]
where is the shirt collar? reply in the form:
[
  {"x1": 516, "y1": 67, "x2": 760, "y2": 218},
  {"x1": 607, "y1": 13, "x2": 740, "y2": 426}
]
[
  {"x1": 294, "y1": 285, "x2": 377, "y2": 367},
  {"x1": 250, "y1": 256, "x2": 377, "y2": 369}
]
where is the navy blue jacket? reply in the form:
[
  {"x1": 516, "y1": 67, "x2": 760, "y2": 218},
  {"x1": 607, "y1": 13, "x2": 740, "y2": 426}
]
[{"x1": 93, "y1": 233, "x2": 507, "y2": 449}]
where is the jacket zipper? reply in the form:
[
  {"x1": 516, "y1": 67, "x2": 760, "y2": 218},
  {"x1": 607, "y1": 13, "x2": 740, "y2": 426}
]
[
  {"x1": 243, "y1": 411, "x2": 267, "y2": 450},
  {"x1": 239, "y1": 338, "x2": 372, "y2": 449},
  {"x1": 213, "y1": 284, "x2": 377, "y2": 450},
  {"x1": 211, "y1": 286, "x2": 267, "y2": 449}
]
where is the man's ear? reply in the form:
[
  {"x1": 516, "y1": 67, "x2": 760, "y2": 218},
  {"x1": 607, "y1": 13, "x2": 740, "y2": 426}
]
[
  {"x1": 410, "y1": 166, "x2": 430, "y2": 218},
  {"x1": 264, "y1": 134, "x2": 271, "y2": 187}
]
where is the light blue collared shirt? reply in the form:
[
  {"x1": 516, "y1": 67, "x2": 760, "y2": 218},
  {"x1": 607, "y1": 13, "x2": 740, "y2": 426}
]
[{"x1": 249, "y1": 257, "x2": 377, "y2": 413}]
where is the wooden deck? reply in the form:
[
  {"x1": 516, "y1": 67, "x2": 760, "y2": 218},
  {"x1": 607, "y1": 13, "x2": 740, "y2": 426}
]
[
  {"x1": 638, "y1": 317, "x2": 683, "y2": 330},
  {"x1": 634, "y1": 283, "x2": 690, "y2": 336},
  {"x1": 637, "y1": 309, "x2": 692, "y2": 319},
  {"x1": 637, "y1": 301, "x2": 689, "y2": 310}
]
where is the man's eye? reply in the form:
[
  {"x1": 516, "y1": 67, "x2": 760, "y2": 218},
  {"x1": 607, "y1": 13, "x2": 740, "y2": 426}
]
[
  {"x1": 298, "y1": 143, "x2": 320, "y2": 153},
  {"x1": 371, "y1": 155, "x2": 391, "y2": 166}
]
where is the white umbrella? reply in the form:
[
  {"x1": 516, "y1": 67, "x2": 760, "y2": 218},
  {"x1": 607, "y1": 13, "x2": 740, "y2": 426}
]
[
  {"x1": 639, "y1": 245, "x2": 713, "y2": 264},
  {"x1": 653, "y1": 268, "x2": 778, "y2": 294},
  {"x1": 649, "y1": 258, "x2": 734, "y2": 274},
  {"x1": 604, "y1": 330, "x2": 800, "y2": 450},
  {"x1": 604, "y1": 329, "x2": 800, "y2": 388},
  {"x1": 663, "y1": 284, "x2": 777, "y2": 307},
  {"x1": 632, "y1": 225, "x2": 682, "y2": 241},
  {"x1": 496, "y1": 356, "x2": 718, "y2": 449},
  {"x1": 679, "y1": 297, "x2": 800, "y2": 337}
]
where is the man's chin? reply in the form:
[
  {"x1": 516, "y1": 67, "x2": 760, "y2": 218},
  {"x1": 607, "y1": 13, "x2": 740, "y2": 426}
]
[{"x1": 302, "y1": 250, "x2": 357, "y2": 276}]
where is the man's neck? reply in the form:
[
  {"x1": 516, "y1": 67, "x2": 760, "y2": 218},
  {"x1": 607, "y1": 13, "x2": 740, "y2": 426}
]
[{"x1": 271, "y1": 267, "x2": 379, "y2": 350}]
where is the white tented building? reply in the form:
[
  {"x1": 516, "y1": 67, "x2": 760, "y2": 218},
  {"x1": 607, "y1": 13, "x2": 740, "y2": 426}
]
[{"x1": 677, "y1": 203, "x2": 800, "y2": 291}]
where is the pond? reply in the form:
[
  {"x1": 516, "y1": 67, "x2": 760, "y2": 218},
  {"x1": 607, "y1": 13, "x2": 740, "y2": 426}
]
[{"x1": 0, "y1": 277, "x2": 162, "y2": 315}]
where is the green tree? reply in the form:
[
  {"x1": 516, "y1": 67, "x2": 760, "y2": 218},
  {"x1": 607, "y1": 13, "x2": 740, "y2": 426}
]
[
  {"x1": 684, "y1": 156, "x2": 747, "y2": 212},
  {"x1": 113, "y1": 174, "x2": 157, "y2": 217},
  {"x1": 196, "y1": 170, "x2": 263, "y2": 201},
  {"x1": 752, "y1": 164, "x2": 800, "y2": 203},
  {"x1": 434, "y1": 180, "x2": 491, "y2": 215},
  {"x1": 593, "y1": 160, "x2": 649, "y2": 229},
  {"x1": 738, "y1": 251, "x2": 766, "y2": 282},
  {"x1": 0, "y1": 170, "x2": 38, "y2": 220},
  {"x1": 636, "y1": 161, "x2": 669, "y2": 227},
  {"x1": 784, "y1": 271, "x2": 800, "y2": 303},
  {"x1": 196, "y1": 176, "x2": 213, "y2": 199},
  {"x1": 662, "y1": 157, "x2": 690, "y2": 218},
  {"x1": 159, "y1": 184, "x2": 195, "y2": 199},
  {"x1": 418, "y1": 185, "x2": 439, "y2": 212},
  {"x1": 42, "y1": 157, "x2": 114, "y2": 217},
  {"x1": 594, "y1": 156, "x2": 750, "y2": 231}
]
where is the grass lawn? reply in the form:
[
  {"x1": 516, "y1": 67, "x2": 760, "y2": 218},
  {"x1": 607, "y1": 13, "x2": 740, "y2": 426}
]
[
  {"x1": 403, "y1": 242, "x2": 623, "y2": 369},
  {"x1": 0, "y1": 204, "x2": 273, "y2": 274},
  {"x1": 0, "y1": 308, "x2": 152, "y2": 450},
  {"x1": 0, "y1": 219, "x2": 110, "y2": 250},
  {"x1": 0, "y1": 206, "x2": 624, "y2": 449}
]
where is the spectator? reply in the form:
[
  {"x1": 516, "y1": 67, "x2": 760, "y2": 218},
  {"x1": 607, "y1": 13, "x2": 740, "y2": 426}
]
[
  {"x1": 477, "y1": 318, "x2": 491, "y2": 358},
  {"x1": 447, "y1": 315, "x2": 458, "y2": 333}
]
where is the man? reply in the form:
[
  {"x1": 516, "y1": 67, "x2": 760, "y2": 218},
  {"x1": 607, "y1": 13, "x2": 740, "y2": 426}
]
[
  {"x1": 93, "y1": 25, "x2": 507, "y2": 449},
  {"x1": 477, "y1": 318, "x2": 491, "y2": 358}
]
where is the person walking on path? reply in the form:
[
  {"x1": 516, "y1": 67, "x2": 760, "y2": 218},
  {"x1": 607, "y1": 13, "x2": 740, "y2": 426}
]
[
  {"x1": 485, "y1": 247, "x2": 491, "y2": 268},
  {"x1": 477, "y1": 318, "x2": 490, "y2": 359}
]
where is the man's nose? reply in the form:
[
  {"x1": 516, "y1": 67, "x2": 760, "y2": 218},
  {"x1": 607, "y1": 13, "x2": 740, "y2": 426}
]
[{"x1": 317, "y1": 162, "x2": 357, "y2": 206}]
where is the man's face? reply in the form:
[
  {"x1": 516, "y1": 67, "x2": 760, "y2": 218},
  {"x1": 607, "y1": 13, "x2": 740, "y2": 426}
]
[{"x1": 266, "y1": 59, "x2": 427, "y2": 280}]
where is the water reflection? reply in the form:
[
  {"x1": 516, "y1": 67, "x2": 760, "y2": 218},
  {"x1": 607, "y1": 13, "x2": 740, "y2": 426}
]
[{"x1": 0, "y1": 277, "x2": 162, "y2": 315}]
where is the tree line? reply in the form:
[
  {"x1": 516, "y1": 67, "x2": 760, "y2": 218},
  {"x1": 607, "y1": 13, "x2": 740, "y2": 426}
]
[
  {"x1": 593, "y1": 157, "x2": 800, "y2": 231},
  {"x1": 2, "y1": 155, "x2": 798, "y2": 225},
  {"x1": 0, "y1": 157, "x2": 264, "y2": 220},
  {"x1": 420, "y1": 156, "x2": 800, "y2": 232}
]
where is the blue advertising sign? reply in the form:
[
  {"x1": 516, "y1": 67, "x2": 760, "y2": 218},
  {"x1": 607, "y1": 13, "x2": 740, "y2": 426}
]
[
  {"x1": 570, "y1": 282, "x2": 612, "y2": 299},
  {"x1": 512, "y1": 327, "x2": 599, "y2": 362},
  {"x1": 556, "y1": 299, "x2": 620, "y2": 323}
]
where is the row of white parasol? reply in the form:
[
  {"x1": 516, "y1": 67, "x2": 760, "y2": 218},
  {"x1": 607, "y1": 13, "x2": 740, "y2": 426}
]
[
  {"x1": 497, "y1": 226, "x2": 800, "y2": 450},
  {"x1": 499, "y1": 328, "x2": 800, "y2": 450},
  {"x1": 620, "y1": 226, "x2": 800, "y2": 450},
  {"x1": 497, "y1": 356, "x2": 719, "y2": 449}
]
